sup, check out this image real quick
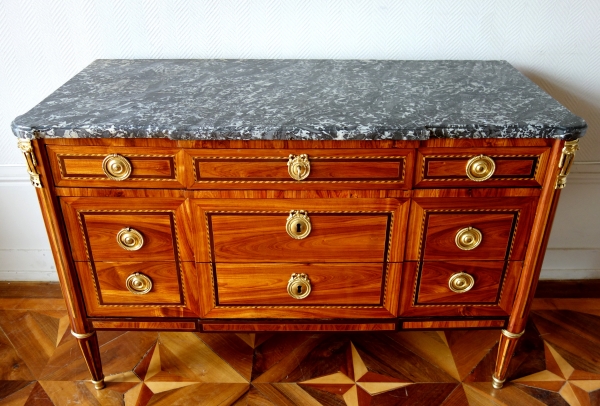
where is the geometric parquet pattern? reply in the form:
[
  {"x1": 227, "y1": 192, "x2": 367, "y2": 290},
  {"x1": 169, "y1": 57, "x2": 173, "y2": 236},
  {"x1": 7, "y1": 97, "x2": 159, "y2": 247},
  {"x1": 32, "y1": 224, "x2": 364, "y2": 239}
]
[{"x1": 1, "y1": 297, "x2": 600, "y2": 405}]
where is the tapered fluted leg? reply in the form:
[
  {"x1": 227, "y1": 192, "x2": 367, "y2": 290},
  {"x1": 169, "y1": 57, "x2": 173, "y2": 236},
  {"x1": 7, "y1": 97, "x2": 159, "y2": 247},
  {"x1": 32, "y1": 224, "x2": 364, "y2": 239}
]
[
  {"x1": 492, "y1": 329, "x2": 525, "y2": 389},
  {"x1": 72, "y1": 330, "x2": 105, "y2": 389}
]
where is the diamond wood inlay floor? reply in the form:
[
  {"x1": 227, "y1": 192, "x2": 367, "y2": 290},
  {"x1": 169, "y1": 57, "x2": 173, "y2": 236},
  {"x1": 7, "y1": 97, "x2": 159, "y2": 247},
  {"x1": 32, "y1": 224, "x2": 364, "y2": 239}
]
[{"x1": 1, "y1": 296, "x2": 600, "y2": 405}]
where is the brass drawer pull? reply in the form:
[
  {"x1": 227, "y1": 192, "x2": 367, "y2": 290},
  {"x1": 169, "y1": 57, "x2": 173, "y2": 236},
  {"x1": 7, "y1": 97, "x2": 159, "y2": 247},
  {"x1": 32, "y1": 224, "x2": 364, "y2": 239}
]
[
  {"x1": 288, "y1": 154, "x2": 310, "y2": 181},
  {"x1": 287, "y1": 273, "x2": 311, "y2": 299},
  {"x1": 116, "y1": 227, "x2": 144, "y2": 251},
  {"x1": 102, "y1": 154, "x2": 132, "y2": 181},
  {"x1": 466, "y1": 155, "x2": 495, "y2": 181},
  {"x1": 286, "y1": 210, "x2": 312, "y2": 239},
  {"x1": 126, "y1": 272, "x2": 152, "y2": 295},
  {"x1": 455, "y1": 227, "x2": 483, "y2": 250},
  {"x1": 448, "y1": 272, "x2": 475, "y2": 293}
]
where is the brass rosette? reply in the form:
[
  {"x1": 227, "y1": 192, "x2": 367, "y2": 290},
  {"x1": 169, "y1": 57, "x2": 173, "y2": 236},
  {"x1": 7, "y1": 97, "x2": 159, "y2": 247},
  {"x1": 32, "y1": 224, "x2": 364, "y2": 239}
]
[
  {"x1": 126, "y1": 272, "x2": 152, "y2": 295},
  {"x1": 102, "y1": 154, "x2": 132, "y2": 181},
  {"x1": 116, "y1": 227, "x2": 144, "y2": 251},
  {"x1": 448, "y1": 272, "x2": 475, "y2": 293},
  {"x1": 466, "y1": 155, "x2": 495, "y2": 181},
  {"x1": 455, "y1": 227, "x2": 483, "y2": 251}
]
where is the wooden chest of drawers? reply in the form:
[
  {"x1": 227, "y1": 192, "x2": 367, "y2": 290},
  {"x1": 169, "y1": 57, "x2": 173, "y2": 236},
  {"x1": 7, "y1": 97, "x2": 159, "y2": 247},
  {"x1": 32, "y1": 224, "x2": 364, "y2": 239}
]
[{"x1": 11, "y1": 60, "x2": 585, "y2": 391}]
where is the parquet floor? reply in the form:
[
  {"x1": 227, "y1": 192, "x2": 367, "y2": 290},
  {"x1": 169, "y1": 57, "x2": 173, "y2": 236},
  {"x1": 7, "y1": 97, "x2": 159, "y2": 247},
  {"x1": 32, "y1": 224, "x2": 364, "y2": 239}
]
[{"x1": 0, "y1": 286, "x2": 599, "y2": 405}]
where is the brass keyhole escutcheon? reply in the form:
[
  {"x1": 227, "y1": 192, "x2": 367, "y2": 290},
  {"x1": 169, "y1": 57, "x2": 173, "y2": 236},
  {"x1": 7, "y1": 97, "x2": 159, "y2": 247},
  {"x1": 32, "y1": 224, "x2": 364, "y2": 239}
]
[
  {"x1": 455, "y1": 227, "x2": 482, "y2": 251},
  {"x1": 116, "y1": 227, "x2": 144, "y2": 251},
  {"x1": 287, "y1": 273, "x2": 311, "y2": 299},
  {"x1": 126, "y1": 272, "x2": 153, "y2": 295},
  {"x1": 448, "y1": 272, "x2": 475, "y2": 293},
  {"x1": 287, "y1": 154, "x2": 310, "y2": 181},
  {"x1": 102, "y1": 154, "x2": 132, "y2": 181},
  {"x1": 286, "y1": 210, "x2": 312, "y2": 239},
  {"x1": 466, "y1": 155, "x2": 495, "y2": 181}
]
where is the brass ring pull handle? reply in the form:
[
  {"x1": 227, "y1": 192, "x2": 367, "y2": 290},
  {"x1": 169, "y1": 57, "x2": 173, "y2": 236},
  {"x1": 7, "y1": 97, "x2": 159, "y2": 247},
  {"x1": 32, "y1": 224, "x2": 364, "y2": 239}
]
[
  {"x1": 287, "y1": 154, "x2": 310, "y2": 181},
  {"x1": 126, "y1": 272, "x2": 152, "y2": 295},
  {"x1": 455, "y1": 227, "x2": 483, "y2": 250},
  {"x1": 286, "y1": 210, "x2": 312, "y2": 239},
  {"x1": 466, "y1": 155, "x2": 495, "y2": 181},
  {"x1": 287, "y1": 273, "x2": 311, "y2": 299},
  {"x1": 102, "y1": 154, "x2": 132, "y2": 181},
  {"x1": 448, "y1": 272, "x2": 475, "y2": 293},
  {"x1": 116, "y1": 227, "x2": 144, "y2": 251}
]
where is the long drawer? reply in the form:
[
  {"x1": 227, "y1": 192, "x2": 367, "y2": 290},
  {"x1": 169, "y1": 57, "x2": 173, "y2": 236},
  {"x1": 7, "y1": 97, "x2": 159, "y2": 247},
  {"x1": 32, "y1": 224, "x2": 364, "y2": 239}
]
[
  {"x1": 184, "y1": 148, "x2": 415, "y2": 189},
  {"x1": 191, "y1": 198, "x2": 410, "y2": 263}
]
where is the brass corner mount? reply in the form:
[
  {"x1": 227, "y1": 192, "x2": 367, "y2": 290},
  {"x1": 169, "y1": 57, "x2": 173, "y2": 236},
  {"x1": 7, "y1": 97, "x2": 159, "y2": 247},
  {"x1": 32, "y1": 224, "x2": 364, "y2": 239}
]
[
  {"x1": 17, "y1": 139, "x2": 42, "y2": 188},
  {"x1": 556, "y1": 139, "x2": 580, "y2": 189}
]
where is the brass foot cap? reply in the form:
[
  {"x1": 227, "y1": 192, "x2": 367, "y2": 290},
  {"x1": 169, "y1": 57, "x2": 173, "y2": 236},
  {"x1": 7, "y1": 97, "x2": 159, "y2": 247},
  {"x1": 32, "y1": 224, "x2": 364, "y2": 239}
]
[
  {"x1": 492, "y1": 374, "x2": 505, "y2": 389},
  {"x1": 91, "y1": 378, "x2": 105, "y2": 390}
]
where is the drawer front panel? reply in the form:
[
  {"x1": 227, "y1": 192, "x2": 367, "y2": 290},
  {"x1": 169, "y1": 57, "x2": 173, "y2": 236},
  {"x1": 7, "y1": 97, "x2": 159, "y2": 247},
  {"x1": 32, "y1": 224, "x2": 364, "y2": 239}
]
[
  {"x1": 61, "y1": 197, "x2": 194, "y2": 263},
  {"x1": 93, "y1": 262, "x2": 183, "y2": 305},
  {"x1": 192, "y1": 198, "x2": 410, "y2": 263},
  {"x1": 211, "y1": 213, "x2": 388, "y2": 263},
  {"x1": 76, "y1": 261, "x2": 200, "y2": 317},
  {"x1": 216, "y1": 263, "x2": 383, "y2": 305},
  {"x1": 185, "y1": 149, "x2": 414, "y2": 189},
  {"x1": 78, "y1": 213, "x2": 176, "y2": 262},
  {"x1": 416, "y1": 261, "x2": 505, "y2": 304},
  {"x1": 399, "y1": 261, "x2": 522, "y2": 317},
  {"x1": 47, "y1": 145, "x2": 185, "y2": 188},
  {"x1": 406, "y1": 196, "x2": 537, "y2": 261},
  {"x1": 415, "y1": 147, "x2": 549, "y2": 188},
  {"x1": 198, "y1": 263, "x2": 402, "y2": 319},
  {"x1": 423, "y1": 212, "x2": 516, "y2": 260}
]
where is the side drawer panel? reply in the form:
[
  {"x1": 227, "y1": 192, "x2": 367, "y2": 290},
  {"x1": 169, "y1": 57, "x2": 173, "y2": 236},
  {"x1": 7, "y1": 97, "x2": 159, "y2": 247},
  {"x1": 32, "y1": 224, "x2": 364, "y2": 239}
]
[
  {"x1": 61, "y1": 197, "x2": 194, "y2": 262},
  {"x1": 399, "y1": 261, "x2": 522, "y2": 317},
  {"x1": 405, "y1": 196, "x2": 538, "y2": 261},
  {"x1": 415, "y1": 147, "x2": 550, "y2": 188},
  {"x1": 47, "y1": 145, "x2": 186, "y2": 188},
  {"x1": 76, "y1": 261, "x2": 200, "y2": 317}
]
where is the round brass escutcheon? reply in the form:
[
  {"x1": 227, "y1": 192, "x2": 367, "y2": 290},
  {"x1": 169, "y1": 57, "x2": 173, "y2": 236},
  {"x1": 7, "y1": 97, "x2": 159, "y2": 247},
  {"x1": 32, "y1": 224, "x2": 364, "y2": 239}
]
[
  {"x1": 287, "y1": 154, "x2": 310, "y2": 181},
  {"x1": 116, "y1": 228, "x2": 144, "y2": 251},
  {"x1": 102, "y1": 154, "x2": 132, "y2": 181},
  {"x1": 125, "y1": 272, "x2": 152, "y2": 295},
  {"x1": 287, "y1": 273, "x2": 312, "y2": 299},
  {"x1": 455, "y1": 227, "x2": 483, "y2": 251},
  {"x1": 286, "y1": 210, "x2": 312, "y2": 239},
  {"x1": 448, "y1": 272, "x2": 475, "y2": 293},
  {"x1": 466, "y1": 155, "x2": 495, "y2": 182}
]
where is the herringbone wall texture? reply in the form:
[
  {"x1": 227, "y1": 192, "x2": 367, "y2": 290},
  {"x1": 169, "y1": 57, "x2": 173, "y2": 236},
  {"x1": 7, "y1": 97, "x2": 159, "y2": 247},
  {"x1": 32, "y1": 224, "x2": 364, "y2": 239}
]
[{"x1": 0, "y1": 0, "x2": 599, "y2": 280}]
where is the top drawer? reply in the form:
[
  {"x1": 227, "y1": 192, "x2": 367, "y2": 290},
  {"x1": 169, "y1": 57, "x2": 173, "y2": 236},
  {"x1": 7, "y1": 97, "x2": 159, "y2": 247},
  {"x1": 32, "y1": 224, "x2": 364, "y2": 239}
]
[
  {"x1": 415, "y1": 147, "x2": 550, "y2": 188},
  {"x1": 46, "y1": 145, "x2": 186, "y2": 188},
  {"x1": 184, "y1": 149, "x2": 415, "y2": 189}
]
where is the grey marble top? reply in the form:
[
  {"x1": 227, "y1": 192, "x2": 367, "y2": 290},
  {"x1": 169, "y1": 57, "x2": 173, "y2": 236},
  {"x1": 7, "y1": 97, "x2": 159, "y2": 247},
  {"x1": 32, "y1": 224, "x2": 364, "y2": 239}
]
[{"x1": 11, "y1": 59, "x2": 586, "y2": 141}]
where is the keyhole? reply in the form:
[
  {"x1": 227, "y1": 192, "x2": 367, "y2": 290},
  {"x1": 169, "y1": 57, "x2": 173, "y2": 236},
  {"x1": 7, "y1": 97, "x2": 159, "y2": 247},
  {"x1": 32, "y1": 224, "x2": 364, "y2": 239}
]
[
  {"x1": 296, "y1": 223, "x2": 302, "y2": 233},
  {"x1": 297, "y1": 285, "x2": 303, "y2": 294}
]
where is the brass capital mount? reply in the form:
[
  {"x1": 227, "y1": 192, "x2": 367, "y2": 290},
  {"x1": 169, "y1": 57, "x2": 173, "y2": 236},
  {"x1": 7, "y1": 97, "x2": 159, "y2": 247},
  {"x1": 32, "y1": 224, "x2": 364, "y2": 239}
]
[
  {"x1": 17, "y1": 139, "x2": 42, "y2": 188},
  {"x1": 556, "y1": 140, "x2": 580, "y2": 189}
]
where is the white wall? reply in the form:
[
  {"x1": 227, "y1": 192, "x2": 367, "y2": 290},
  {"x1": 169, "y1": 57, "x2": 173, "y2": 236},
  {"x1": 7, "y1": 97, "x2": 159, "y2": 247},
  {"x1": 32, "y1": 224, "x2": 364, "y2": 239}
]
[{"x1": 1, "y1": 0, "x2": 599, "y2": 280}]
